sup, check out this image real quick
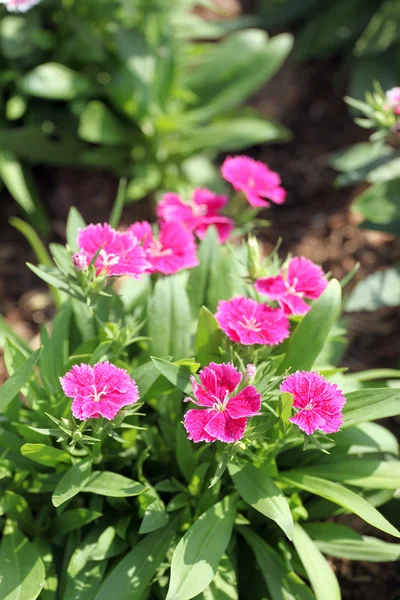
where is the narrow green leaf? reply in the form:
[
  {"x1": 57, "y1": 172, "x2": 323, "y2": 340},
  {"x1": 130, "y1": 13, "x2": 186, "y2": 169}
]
[
  {"x1": 52, "y1": 460, "x2": 92, "y2": 507},
  {"x1": 343, "y1": 388, "x2": 400, "y2": 427},
  {"x1": 21, "y1": 443, "x2": 71, "y2": 467},
  {"x1": 0, "y1": 520, "x2": 45, "y2": 600},
  {"x1": 0, "y1": 348, "x2": 41, "y2": 413},
  {"x1": 195, "y1": 307, "x2": 222, "y2": 366},
  {"x1": 281, "y1": 472, "x2": 400, "y2": 538},
  {"x1": 93, "y1": 519, "x2": 177, "y2": 600},
  {"x1": 228, "y1": 462, "x2": 294, "y2": 539},
  {"x1": 279, "y1": 280, "x2": 342, "y2": 373},
  {"x1": 149, "y1": 275, "x2": 192, "y2": 360},
  {"x1": 166, "y1": 496, "x2": 237, "y2": 600},
  {"x1": 176, "y1": 422, "x2": 197, "y2": 483},
  {"x1": 151, "y1": 357, "x2": 192, "y2": 393},
  {"x1": 53, "y1": 509, "x2": 102, "y2": 537},
  {"x1": 293, "y1": 524, "x2": 341, "y2": 600},
  {"x1": 83, "y1": 472, "x2": 145, "y2": 497},
  {"x1": 66, "y1": 207, "x2": 86, "y2": 253},
  {"x1": 240, "y1": 526, "x2": 315, "y2": 600},
  {"x1": 109, "y1": 177, "x2": 127, "y2": 229}
]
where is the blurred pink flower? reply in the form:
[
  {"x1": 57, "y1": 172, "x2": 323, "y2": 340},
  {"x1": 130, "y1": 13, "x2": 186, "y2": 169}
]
[
  {"x1": 215, "y1": 296, "x2": 290, "y2": 346},
  {"x1": 184, "y1": 362, "x2": 261, "y2": 443},
  {"x1": 255, "y1": 257, "x2": 327, "y2": 316},
  {"x1": 280, "y1": 370, "x2": 346, "y2": 435},
  {"x1": 157, "y1": 188, "x2": 234, "y2": 243},
  {"x1": 60, "y1": 361, "x2": 139, "y2": 421},
  {"x1": 77, "y1": 223, "x2": 150, "y2": 278},
  {"x1": 386, "y1": 87, "x2": 400, "y2": 115},
  {"x1": 245, "y1": 364, "x2": 257, "y2": 382},
  {"x1": 221, "y1": 156, "x2": 286, "y2": 208},
  {"x1": 129, "y1": 221, "x2": 198, "y2": 275},
  {"x1": 1, "y1": 0, "x2": 40, "y2": 11}
]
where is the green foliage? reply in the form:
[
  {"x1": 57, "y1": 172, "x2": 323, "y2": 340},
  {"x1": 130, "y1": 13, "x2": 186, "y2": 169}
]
[{"x1": 1, "y1": 206, "x2": 400, "y2": 600}]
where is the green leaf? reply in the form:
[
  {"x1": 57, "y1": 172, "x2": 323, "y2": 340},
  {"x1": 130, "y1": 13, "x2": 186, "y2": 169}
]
[
  {"x1": 176, "y1": 422, "x2": 197, "y2": 483},
  {"x1": 186, "y1": 32, "x2": 293, "y2": 121},
  {"x1": 109, "y1": 178, "x2": 127, "y2": 229},
  {"x1": 151, "y1": 357, "x2": 192, "y2": 394},
  {"x1": 21, "y1": 443, "x2": 71, "y2": 467},
  {"x1": 3, "y1": 491, "x2": 33, "y2": 534},
  {"x1": 139, "y1": 490, "x2": 169, "y2": 535},
  {"x1": 166, "y1": 496, "x2": 237, "y2": 600},
  {"x1": 304, "y1": 522, "x2": 400, "y2": 562},
  {"x1": 351, "y1": 179, "x2": 400, "y2": 236},
  {"x1": 343, "y1": 388, "x2": 400, "y2": 427},
  {"x1": 53, "y1": 509, "x2": 102, "y2": 537},
  {"x1": 195, "y1": 307, "x2": 222, "y2": 366},
  {"x1": 293, "y1": 457, "x2": 400, "y2": 489},
  {"x1": 83, "y1": 472, "x2": 145, "y2": 497},
  {"x1": 293, "y1": 524, "x2": 341, "y2": 600},
  {"x1": 93, "y1": 519, "x2": 177, "y2": 600},
  {"x1": 281, "y1": 471, "x2": 400, "y2": 538},
  {"x1": 240, "y1": 526, "x2": 315, "y2": 600},
  {"x1": 345, "y1": 267, "x2": 400, "y2": 311},
  {"x1": 149, "y1": 275, "x2": 192, "y2": 360},
  {"x1": 169, "y1": 116, "x2": 291, "y2": 154},
  {"x1": 0, "y1": 151, "x2": 49, "y2": 236},
  {"x1": 228, "y1": 462, "x2": 294, "y2": 539},
  {"x1": 0, "y1": 520, "x2": 45, "y2": 600},
  {"x1": 10, "y1": 217, "x2": 52, "y2": 268},
  {"x1": 278, "y1": 280, "x2": 342, "y2": 373},
  {"x1": 79, "y1": 101, "x2": 129, "y2": 146},
  {"x1": 187, "y1": 227, "x2": 220, "y2": 315},
  {"x1": 0, "y1": 348, "x2": 41, "y2": 413},
  {"x1": 20, "y1": 63, "x2": 93, "y2": 100},
  {"x1": 0, "y1": 15, "x2": 36, "y2": 59},
  {"x1": 52, "y1": 460, "x2": 92, "y2": 507},
  {"x1": 66, "y1": 207, "x2": 86, "y2": 253},
  {"x1": 195, "y1": 555, "x2": 238, "y2": 600}
]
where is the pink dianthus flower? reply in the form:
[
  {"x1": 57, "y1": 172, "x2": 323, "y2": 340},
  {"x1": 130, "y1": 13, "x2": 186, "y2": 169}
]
[
  {"x1": 60, "y1": 361, "x2": 139, "y2": 421},
  {"x1": 280, "y1": 370, "x2": 346, "y2": 436},
  {"x1": 1, "y1": 0, "x2": 40, "y2": 11},
  {"x1": 184, "y1": 362, "x2": 261, "y2": 443},
  {"x1": 215, "y1": 297, "x2": 289, "y2": 346},
  {"x1": 386, "y1": 87, "x2": 400, "y2": 115},
  {"x1": 255, "y1": 257, "x2": 327, "y2": 316},
  {"x1": 157, "y1": 188, "x2": 234, "y2": 243},
  {"x1": 77, "y1": 223, "x2": 149, "y2": 278},
  {"x1": 128, "y1": 221, "x2": 198, "y2": 275},
  {"x1": 221, "y1": 156, "x2": 286, "y2": 208}
]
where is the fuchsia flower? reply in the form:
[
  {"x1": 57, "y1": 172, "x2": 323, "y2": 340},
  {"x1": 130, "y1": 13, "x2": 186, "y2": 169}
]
[
  {"x1": 60, "y1": 361, "x2": 139, "y2": 421},
  {"x1": 77, "y1": 223, "x2": 149, "y2": 278},
  {"x1": 215, "y1": 297, "x2": 289, "y2": 346},
  {"x1": 280, "y1": 370, "x2": 346, "y2": 436},
  {"x1": 128, "y1": 221, "x2": 198, "y2": 275},
  {"x1": 1, "y1": 0, "x2": 40, "y2": 11},
  {"x1": 386, "y1": 87, "x2": 400, "y2": 115},
  {"x1": 255, "y1": 257, "x2": 328, "y2": 316},
  {"x1": 72, "y1": 252, "x2": 88, "y2": 271},
  {"x1": 184, "y1": 362, "x2": 261, "y2": 443},
  {"x1": 157, "y1": 188, "x2": 234, "y2": 243},
  {"x1": 221, "y1": 156, "x2": 286, "y2": 208}
]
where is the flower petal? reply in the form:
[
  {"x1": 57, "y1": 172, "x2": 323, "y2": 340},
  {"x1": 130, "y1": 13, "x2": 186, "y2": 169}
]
[
  {"x1": 289, "y1": 409, "x2": 325, "y2": 436},
  {"x1": 227, "y1": 385, "x2": 261, "y2": 419},
  {"x1": 204, "y1": 410, "x2": 247, "y2": 443},
  {"x1": 184, "y1": 408, "x2": 216, "y2": 443}
]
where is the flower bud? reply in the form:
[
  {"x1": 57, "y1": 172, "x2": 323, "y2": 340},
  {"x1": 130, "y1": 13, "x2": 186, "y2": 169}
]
[
  {"x1": 245, "y1": 364, "x2": 257, "y2": 382},
  {"x1": 247, "y1": 235, "x2": 262, "y2": 279},
  {"x1": 72, "y1": 431, "x2": 83, "y2": 441},
  {"x1": 72, "y1": 252, "x2": 88, "y2": 271}
]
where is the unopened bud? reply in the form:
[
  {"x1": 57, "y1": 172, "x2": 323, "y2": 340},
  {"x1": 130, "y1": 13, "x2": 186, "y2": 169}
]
[
  {"x1": 247, "y1": 235, "x2": 262, "y2": 279},
  {"x1": 245, "y1": 364, "x2": 257, "y2": 382},
  {"x1": 72, "y1": 431, "x2": 83, "y2": 441},
  {"x1": 73, "y1": 252, "x2": 88, "y2": 271}
]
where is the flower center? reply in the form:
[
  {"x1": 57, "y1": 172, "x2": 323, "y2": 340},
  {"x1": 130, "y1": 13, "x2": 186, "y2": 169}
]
[
  {"x1": 304, "y1": 399, "x2": 314, "y2": 411},
  {"x1": 284, "y1": 276, "x2": 304, "y2": 297},
  {"x1": 239, "y1": 315, "x2": 262, "y2": 332},
  {"x1": 99, "y1": 249, "x2": 120, "y2": 267},
  {"x1": 212, "y1": 390, "x2": 230, "y2": 412},
  {"x1": 192, "y1": 202, "x2": 208, "y2": 217},
  {"x1": 147, "y1": 240, "x2": 173, "y2": 258},
  {"x1": 89, "y1": 384, "x2": 107, "y2": 403}
]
